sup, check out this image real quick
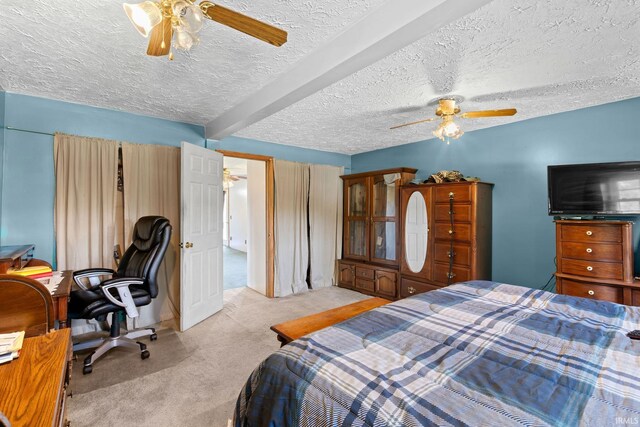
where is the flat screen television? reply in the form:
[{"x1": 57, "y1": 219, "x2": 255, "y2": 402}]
[{"x1": 548, "y1": 161, "x2": 640, "y2": 216}]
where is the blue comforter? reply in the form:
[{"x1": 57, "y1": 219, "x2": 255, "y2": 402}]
[{"x1": 234, "y1": 281, "x2": 640, "y2": 426}]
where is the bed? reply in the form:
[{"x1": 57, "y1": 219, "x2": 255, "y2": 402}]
[{"x1": 234, "y1": 281, "x2": 640, "y2": 426}]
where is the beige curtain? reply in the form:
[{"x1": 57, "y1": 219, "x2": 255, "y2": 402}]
[
  {"x1": 309, "y1": 164, "x2": 343, "y2": 289},
  {"x1": 121, "y1": 143, "x2": 180, "y2": 327},
  {"x1": 54, "y1": 133, "x2": 119, "y2": 270},
  {"x1": 274, "y1": 160, "x2": 309, "y2": 297}
]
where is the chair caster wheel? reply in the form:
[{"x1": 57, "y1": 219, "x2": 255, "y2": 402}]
[
  {"x1": 83, "y1": 365, "x2": 93, "y2": 375},
  {"x1": 141, "y1": 350, "x2": 150, "y2": 360},
  {"x1": 150, "y1": 333, "x2": 158, "y2": 341}
]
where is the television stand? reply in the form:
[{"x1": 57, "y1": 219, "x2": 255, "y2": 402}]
[{"x1": 554, "y1": 220, "x2": 639, "y2": 305}]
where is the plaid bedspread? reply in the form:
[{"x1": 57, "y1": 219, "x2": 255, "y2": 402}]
[{"x1": 234, "y1": 281, "x2": 640, "y2": 426}]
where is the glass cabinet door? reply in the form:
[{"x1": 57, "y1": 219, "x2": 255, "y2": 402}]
[
  {"x1": 371, "y1": 174, "x2": 399, "y2": 264},
  {"x1": 344, "y1": 178, "x2": 369, "y2": 260}
]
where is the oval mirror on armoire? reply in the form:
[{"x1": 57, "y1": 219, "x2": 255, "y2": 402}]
[{"x1": 404, "y1": 191, "x2": 428, "y2": 273}]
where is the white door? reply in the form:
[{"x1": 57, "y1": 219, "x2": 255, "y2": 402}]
[{"x1": 180, "y1": 141, "x2": 224, "y2": 331}]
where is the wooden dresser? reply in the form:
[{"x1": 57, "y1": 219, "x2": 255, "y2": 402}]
[
  {"x1": 0, "y1": 329, "x2": 72, "y2": 427},
  {"x1": 399, "y1": 182, "x2": 493, "y2": 298},
  {"x1": 555, "y1": 220, "x2": 640, "y2": 305}
]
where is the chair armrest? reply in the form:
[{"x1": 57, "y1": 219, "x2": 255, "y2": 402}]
[
  {"x1": 101, "y1": 277, "x2": 145, "y2": 318},
  {"x1": 73, "y1": 268, "x2": 115, "y2": 290}
]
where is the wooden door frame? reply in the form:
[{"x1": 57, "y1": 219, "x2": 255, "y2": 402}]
[{"x1": 217, "y1": 150, "x2": 275, "y2": 298}]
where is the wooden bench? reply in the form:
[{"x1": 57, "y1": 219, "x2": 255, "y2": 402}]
[{"x1": 270, "y1": 297, "x2": 390, "y2": 346}]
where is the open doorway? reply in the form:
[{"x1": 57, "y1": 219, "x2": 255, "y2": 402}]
[{"x1": 219, "y1": 150, "x2": 275, "y2": 298}]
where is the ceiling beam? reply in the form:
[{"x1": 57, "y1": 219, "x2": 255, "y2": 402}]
[{"x1": 205, "y1": 0, "x2": 494, "y2": 140}]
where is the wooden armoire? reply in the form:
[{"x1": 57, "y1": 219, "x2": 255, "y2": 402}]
[
  {"x1": 337, "y1": 169, "x2": 493, "y2": 300},
  {"x1": 398, "y1": 182, "x2": 493, "y2": 298},
  {"x1": 337, "y1": 168, "x2": 417, "y2": 299}
]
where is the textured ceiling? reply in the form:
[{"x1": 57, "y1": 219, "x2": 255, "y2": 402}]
[{"x1": 1, "y1": 0, "x2": 640, "y2": 154}]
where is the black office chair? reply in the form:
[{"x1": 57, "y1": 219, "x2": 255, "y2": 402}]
[{"x1": 69, "y1": 216, "x2": 172, "y2": 374}]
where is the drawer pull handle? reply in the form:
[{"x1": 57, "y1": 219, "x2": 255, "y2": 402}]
[
  {"x1": 586, "y1": 231, "x2": 593, "y2": 236},
  {"x1": 586, "y1": 248, "x2": 593, "y2": 253},
  {"x1": 588, "y1": 290, "x2": 595, "y2": 296},
  {"x1": 408, "y1": 286, "x2": 416, "y2": 295},
  {"x1": 587, "y1": 266, "x2": 593, "y2": 272}
]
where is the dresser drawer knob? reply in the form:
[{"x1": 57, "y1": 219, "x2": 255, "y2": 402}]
[
  {"x1": 588, "y1": 290, "x2": 595, "y2": 296},
  {"x1": 448, "y1": 229, "x2": 454, "y2": 235},
  {"x1": 586, "y1": 248, "x2": 593, "y2": 253},
  {"x1": 586, "y1": 230, "x2": 593, "y2": 236},
  {"x1": 407, "y1": 286, "x2": 416, "y2": 294},
  {"x1": 586, "y1": 266, "x2": 593, "y2": 272}
]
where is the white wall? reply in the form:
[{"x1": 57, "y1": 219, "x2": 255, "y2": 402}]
[
  {"x1": 247, "y1": 160, "x2": 267, "y2": 295},
  {"x1": 228, "y1": 179, "x2": 248, "y2": 252}
]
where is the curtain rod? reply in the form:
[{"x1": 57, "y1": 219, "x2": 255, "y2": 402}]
[{"x1": 1, "y1": 126, "x2": 55, "y2": 136}]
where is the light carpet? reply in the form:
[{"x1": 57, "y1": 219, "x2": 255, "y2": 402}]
[{"x1": 67, "y1": 286, "x2": 368, "y2": 426}]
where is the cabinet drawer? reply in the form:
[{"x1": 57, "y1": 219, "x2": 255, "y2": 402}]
[
  {"x1": 355, "y1": 278, "x2": 375, "y2": 292},
  {"x1": 561, "y1": 279, "x2": 623, "y2": 304},
  {"x1": 434, "y1": 204, "x2": 471, "y2": 222},
  {"x1": 561, "y1": 242, "x2": 623, "y2": 262},
  {"x1": 434, "y1": 242, "x2": 471, "y2": 266},
  {"x1": 560, "y1": 259, "x2": 623, "y2": 280},
  {"x1": 400, "y1": 278, "x2": 442, "y2": 298},
  {"x1": 434, "y1": 223, "x2": 471, "y2": 241},
  {"x1": 561, "y1": 225, "x2": 622, "y2": 243},
  {"x1": 355, "y1": 266, "x2": 374, "y2": 280},
  {"x1": 433, "y1": 263, "x2": 471, "y2": 284},
  {"x1": 435, "y1": 185, "x2": 472, "y2": 203}
]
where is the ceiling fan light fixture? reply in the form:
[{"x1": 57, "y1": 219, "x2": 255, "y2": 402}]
[{"x1": 123, "y1": 1, "x2": 162, "y2": 38}]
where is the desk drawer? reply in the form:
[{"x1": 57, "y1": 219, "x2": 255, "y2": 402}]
[
  {"x1": 561, "y1": 242, "x2": 622, "y2": 262},
  {"x1": 560, "y1": 279, "x2": 623, "y2": 304},
  {"x1": 561, "y1": 224, "x2": 622, "y2": 243},
  {"x1": 560, "y1": 259, "x2": 623, "y2": 280}
]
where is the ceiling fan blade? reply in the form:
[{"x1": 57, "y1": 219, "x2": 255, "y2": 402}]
[
  {"x1": 459, "y1": 108, "x2": 517, "y2": 119},
  {"x1": 200, "y1": 3, "x2": 288, "y2": 47},
  {"x1": 390, "y1": 118, "x2": 436, "y2": 130},
  {"x1": 147, "y1": 17, "x2": 172, "y2": 56}
]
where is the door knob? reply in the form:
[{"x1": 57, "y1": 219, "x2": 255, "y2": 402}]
[{"x1": 186, "y1": 242, "x2": 194, "y2": 249}]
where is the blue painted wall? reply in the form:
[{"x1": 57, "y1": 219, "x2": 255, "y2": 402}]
[
  {"x1": 1, "y1": 93, "x2": 206, "y2": 265},
  {"x1": 352, "y1": 97, "x2": 640, "y2": 289},
  {"x1": 209, "y1": 136, "x2": 351, "y2": 171}
]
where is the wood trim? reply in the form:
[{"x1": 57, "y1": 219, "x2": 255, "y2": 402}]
[
  {"x1": 340, "y1": 167, "x2": 417, "y2": 180},
  {"x1": 216, "y1": 149, "x2": 273, "y2": 162},
  {"x1": 217, "y1": 150, "x2": 275, "y2": 298}
]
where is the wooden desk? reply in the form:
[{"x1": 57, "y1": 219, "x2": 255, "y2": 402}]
[
  {"x1": 270, "y1": 297, "x2": 390, "y2": 346},
  {"x1": 0, "y1": 329, "x2": 72, "y2": 427},
  {"x1": 51, "y1": 271, "x2": 72, "y2": 329}
]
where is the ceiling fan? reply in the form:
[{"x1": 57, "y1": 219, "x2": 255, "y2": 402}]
[
  {"x1": 390, "y1": 98, "x2": 517, "y2": 143},
  {"x1": 223, "y1": 168, "x2": 246, "y2": 187},
  {"x1": 123, "y1": 1, "x2": 288, "y2": 59}
]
